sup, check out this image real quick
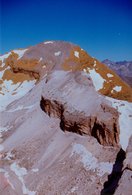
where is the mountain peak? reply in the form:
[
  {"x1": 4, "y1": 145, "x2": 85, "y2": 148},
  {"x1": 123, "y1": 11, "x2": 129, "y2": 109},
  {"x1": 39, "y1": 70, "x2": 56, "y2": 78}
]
[
  {"x1": 0, "y1": 41, "x2": 132, "y2": 106},
  {"x1": 0, "y1": 41, "x2": 132, "y2": 195}
]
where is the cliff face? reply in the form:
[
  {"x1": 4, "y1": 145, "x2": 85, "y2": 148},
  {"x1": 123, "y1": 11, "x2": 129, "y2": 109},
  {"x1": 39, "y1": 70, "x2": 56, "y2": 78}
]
[{"x1": 0, "y1": 41, "x2": 132, "y2": 195}]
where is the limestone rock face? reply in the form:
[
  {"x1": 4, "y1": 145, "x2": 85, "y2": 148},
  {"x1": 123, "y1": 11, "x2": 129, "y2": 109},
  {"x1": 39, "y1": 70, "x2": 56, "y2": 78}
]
[{"x1": 40, "y1": 71, "x2": 119, "y2": 146}]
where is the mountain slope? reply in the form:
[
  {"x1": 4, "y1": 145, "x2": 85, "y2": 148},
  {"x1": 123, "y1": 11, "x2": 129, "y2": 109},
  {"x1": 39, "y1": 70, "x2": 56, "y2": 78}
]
[
  {"x1": 0, "y1": 41, "x2": 132, "y2": 106},
  {"x1": 0, "y1": 41, "x2": 132, "y2": 195},
  {"x1": 0, "y1": 73, "x2": 119, "y2": 195},
  {"x1": 102, "y1": 59, "x2": 132, "y2": 87}
]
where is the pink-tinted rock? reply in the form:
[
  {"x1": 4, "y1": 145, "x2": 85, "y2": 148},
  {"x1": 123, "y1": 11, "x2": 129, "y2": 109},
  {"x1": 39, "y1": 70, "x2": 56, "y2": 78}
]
[
  {"x1": 0, "y1": 41, "x2": 131, "y2": 195},
  {"x1": 41, "y1": 71, "x2": 119, "y2": 146}
]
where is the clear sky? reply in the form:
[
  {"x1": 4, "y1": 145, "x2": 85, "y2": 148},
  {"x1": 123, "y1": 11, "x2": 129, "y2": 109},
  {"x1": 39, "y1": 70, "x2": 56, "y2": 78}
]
[{"x1": 1, "y1": 0, "x2": 132, "y2": 61}]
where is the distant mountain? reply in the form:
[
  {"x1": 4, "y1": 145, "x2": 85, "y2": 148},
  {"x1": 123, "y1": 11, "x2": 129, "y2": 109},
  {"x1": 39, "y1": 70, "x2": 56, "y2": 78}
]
[
  {"x1": 0, "y1": 41, "x2": 132, "y2": 195},
  {"x1": 102, "y1": 59, "x2": 132, "y2": 87}
]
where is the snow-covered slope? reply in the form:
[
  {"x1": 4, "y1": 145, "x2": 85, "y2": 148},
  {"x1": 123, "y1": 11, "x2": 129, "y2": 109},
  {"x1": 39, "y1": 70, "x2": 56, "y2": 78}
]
[
  {"x1": 106, "y1": 97, "x2": 132, "y2": 150},
  {"x1": 0, "y1": 49, "x2": 36, "y2": 111}
]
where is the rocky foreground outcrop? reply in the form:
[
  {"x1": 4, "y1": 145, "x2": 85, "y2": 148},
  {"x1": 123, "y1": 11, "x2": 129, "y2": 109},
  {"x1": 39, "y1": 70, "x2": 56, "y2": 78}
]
[
  {"x1": 123, "y1": 136, "x2": 132, "y2": 171},
  {"x1": 0, "y1": 41, "x2": 132, "y2": 195},
  {"x1": 114, "y1": 136, "x2": 132, "y2": 195},
  {"x1": 0, "y1": 76, "x2": 120, "y2": 195}
]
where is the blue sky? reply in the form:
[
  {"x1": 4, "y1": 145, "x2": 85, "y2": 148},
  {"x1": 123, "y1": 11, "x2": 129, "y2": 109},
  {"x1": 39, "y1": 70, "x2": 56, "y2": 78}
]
[{"x1": 1, "y1": 0, "x2": 132, "y2": 61}]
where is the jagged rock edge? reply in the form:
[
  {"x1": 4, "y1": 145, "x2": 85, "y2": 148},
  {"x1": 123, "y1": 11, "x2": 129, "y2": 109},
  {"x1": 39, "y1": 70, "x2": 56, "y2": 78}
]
[{"x1": 40, "y1": 96, "x2": 119, "y2": 146}]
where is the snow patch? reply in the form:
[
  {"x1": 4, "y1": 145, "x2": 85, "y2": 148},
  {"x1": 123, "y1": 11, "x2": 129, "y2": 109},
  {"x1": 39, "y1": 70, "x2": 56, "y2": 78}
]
[
  {"x1": 13, "y1": 49, "x2": 28, "y2": 59},
  {"x1": 39, "y1": 57, "x2": 43, "y2": 62},
  {"x1": 89, "y1": 69, "x2": 105, "y2": 91},
  {"x1": 6, "y1": 103, "x2": 37, "y2": 112},
  {"x1": 0, "y1": 67, "x2": 10, "y2": 79},
  {"x1": 74, "y1": 51, "x2": 79, "y2": 58},
  {"x1": 107, "y1": 97, "x2": 132, "y2": 150},
  {"x1": 83, "y1": 68, "x2": 87, "y2": 73},
  {"x1": 32, "y1": 168, "x2": 39, "y2": 173},
  {"x1": 0, "y1": 80, "x2": 36, "y2": 111},
  {"x1": 107, "y1": 73, "x2": 113, "y2": 78},
  {"x1": 112, "y1": 86, "x2": 122, "y2": 92},
  {"x1": 0, "y1": 52, "x2": 11, "y2": 64},
  {"x1": 94, "y1": 60, "x2": 96, "y2": 67},
  {"x1": 44, "y1": 41, "x2": 53, "y2": 44},
  {"x1": 4, "y1": 151, "x2": 14, "y2": 160},
  {"x1": 71, "y1": 144, "x2": 113, "y2": 176},
  {"x1": 0, "y1": 70, "x2": 5, "y2": 78},
  {"x1": 10, "y1": 162, "x2": 36, "y2": 195},
  {"x1": 54, "y1": 51, "x2": 61, "y2": 56},
  {"x1": 71, "y1": 186, "x2": 78, "y2": 193},
  {"x1": 0, "y1": 125, "x2": 12, "y2": 133},
  {"x1": 11, "y1": 162, "x2": 27, "y2": 176}
]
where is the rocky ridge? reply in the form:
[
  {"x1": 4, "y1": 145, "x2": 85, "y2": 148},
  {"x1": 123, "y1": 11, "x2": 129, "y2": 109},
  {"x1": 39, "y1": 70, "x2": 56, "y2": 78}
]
[{"x1": 40, "y1": 71, "x2": 119, "y2": 146}]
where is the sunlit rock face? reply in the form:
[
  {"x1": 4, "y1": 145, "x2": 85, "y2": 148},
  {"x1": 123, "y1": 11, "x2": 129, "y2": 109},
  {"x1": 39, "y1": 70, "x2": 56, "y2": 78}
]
[{"x1": 0, "y1": 41, "x2": 132, "y2": 195}]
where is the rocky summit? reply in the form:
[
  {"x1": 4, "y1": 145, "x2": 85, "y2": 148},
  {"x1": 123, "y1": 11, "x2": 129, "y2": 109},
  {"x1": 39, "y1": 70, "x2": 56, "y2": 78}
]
[{"x1": 0, "y1": 41, "x2": 132, "y2": 195}]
